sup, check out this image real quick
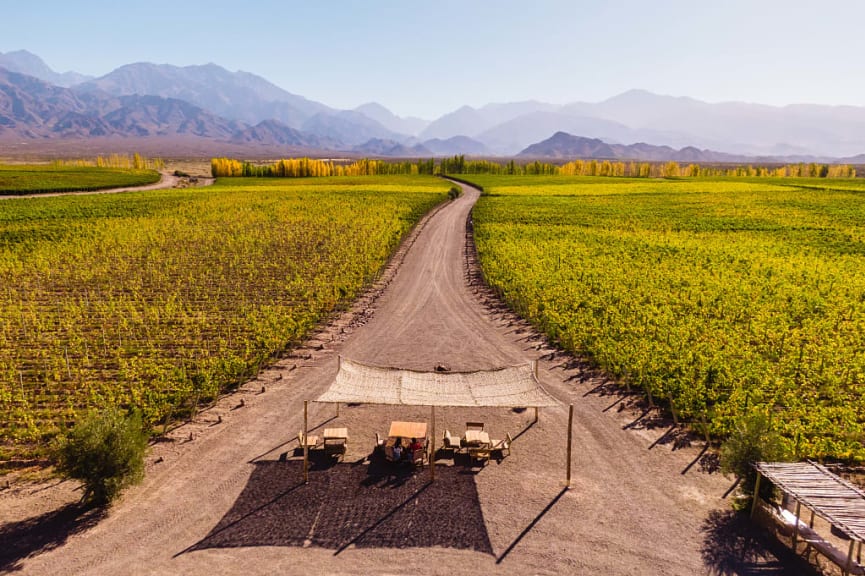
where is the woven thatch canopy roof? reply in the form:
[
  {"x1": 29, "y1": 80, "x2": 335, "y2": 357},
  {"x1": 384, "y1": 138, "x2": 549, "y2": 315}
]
[
  {"x1": 754, "y1": 461, "x2": 865, "y2": 542},
  {"x1": 315, "y1": 357, "x2": 561, "y2": 408}
]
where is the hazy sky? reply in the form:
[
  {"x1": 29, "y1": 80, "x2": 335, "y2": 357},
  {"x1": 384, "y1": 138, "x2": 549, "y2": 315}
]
[{"x1": 3, "y1": 0, "x2": 863, "y2": 118}]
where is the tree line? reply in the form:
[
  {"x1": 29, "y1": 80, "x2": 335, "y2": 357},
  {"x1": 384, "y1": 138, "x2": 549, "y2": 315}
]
[{"x1": 211, "y1": 155, "x2": 858, "y2": 179}]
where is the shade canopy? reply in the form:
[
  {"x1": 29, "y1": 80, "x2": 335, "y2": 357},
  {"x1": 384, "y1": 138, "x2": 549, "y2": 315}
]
[
  {"x1": 315, "y1": 357, "x2": 561, "y2": 408},
  {"x1": 754, "y1": 460, "x2": 865, "y2": 542}
]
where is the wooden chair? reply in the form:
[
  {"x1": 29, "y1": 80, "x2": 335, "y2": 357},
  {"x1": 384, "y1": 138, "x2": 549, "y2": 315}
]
[
  {"x1": 491, "y1": 432, "x2": 513, "y2": 458},
  {"x1": 443, "y1": 429, "x2": 462, "y2": 452},
  {"x1": 374, "y1": 432, "x2": 385, "y2": 451},
  {"x1": 412, "y1": 446, "x2": 427, "y2": 468},
  {"x1": 298, "y1": 430, "x2": 319, "y2": 449}
]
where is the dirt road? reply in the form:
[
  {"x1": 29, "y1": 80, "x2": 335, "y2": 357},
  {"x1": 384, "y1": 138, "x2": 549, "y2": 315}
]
[
  {"x1": 0, "y1": 170, "x2": 212, "y2": 200},
  {"x1": 2, "y1": 182, "x2": 798, "y2": 575}
]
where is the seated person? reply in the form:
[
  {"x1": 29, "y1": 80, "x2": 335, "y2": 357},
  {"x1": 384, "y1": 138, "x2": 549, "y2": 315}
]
[
  {"x1": 408, "y1": 437, "x2": 423, "y2": 458},
  {"x1": 391, "y1": 437, "x2": 403, "y2": 461}
]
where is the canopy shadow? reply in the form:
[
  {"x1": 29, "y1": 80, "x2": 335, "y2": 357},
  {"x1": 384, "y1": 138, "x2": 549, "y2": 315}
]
[{"x1": 186, "y1": 458, "x2": 492, "y2": 555}]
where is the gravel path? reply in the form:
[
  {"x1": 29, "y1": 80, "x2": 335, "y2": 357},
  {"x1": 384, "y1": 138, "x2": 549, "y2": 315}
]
[{"x1": 0, "y1": 170, "x2": 212, "y2": 200}]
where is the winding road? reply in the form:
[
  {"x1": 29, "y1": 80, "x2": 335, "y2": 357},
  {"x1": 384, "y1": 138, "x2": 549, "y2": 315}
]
[
  {"x1": 0, "y1": 170, "x2": 212, "y2": 200},
  {"x1": 3, "y1": 181, "x2": 795, "y2": 575}
]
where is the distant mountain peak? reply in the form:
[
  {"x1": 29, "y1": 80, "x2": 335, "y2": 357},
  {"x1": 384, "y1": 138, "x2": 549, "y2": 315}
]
[
  {"x1": 79, "y1": 61, "x2": 335, "y2": 129},
  {"x1": 356, "y1": 102, "x2": 390, "y2": 114},
  {"x1": 520, "y1": 132, "x2": 615, "y2": 159},
  {"x1": 611, "y1": 88, "x2": 655, "y2": 98},
  {"x1": 353, "y1": 138, "x2": 431, "y2": 157},
  {"x1": 421, "y1": 135, "x2": 488, "y2": 156},
  {"x1": 353, "y1": 102, "x2": 429, "y2": 137},
  {"x1": 230, "y1": 119, "x2": 336, "y2": 149},
  {"x1": 602, "y1": 88, "x2": 698, "y2": 104},
  {"x1": 0, "y1": 49, "x2": 92, "y2": 87}
]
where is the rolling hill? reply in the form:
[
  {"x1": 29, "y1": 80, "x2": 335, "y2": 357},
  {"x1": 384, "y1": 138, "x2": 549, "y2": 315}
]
[{"x1": 519, "y1": 131, "x2": 748, "y2": 162}]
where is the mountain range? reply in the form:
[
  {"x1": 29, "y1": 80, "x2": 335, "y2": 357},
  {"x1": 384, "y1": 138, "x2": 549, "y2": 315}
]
[{"x1": 1, "y1": 49, "x2": 864, "y2": 161}]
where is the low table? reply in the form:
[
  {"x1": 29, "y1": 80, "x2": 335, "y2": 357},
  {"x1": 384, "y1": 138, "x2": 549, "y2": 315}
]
[
  {"x1": 323, "y1": 427, "x2": 348, "y2": 460},
  {"x1": 323, "y1": 427, "x2": 349, "y2": 443}
]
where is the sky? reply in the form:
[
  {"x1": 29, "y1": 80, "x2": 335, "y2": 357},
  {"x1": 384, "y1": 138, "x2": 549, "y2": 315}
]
[{"x1": 2, "y1": 0, "x2": 864, "y2": 119}]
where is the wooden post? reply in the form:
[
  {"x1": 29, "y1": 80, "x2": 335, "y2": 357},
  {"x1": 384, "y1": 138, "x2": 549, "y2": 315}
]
[
  {"x1": 792, "y1": 501, "x2": 801, "y2": 549},
  {"x1": 534, "y1": 407, "x2": 539, "y2": 424},
  {"x1": 303, "y1": 400, "x2": 309, "y2": 483},
  {"x1": 430, "y1": 405, "x2": 436, "y2": 482},
  {"x1": 566, "y1": 404, "x2": 574, "y2": 487},
  {"x1": 750, "y1": 471, "x2": 762, "y2": 519},
  {"x1": 335, "y1": 357, "x2": 342, "y2": 418},
  {"x1": 845, "y1": 539, "x2": 855, "y2": 576}
]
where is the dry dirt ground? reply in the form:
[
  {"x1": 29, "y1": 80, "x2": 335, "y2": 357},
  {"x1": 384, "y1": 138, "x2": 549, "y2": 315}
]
[{"x1": 0, "y1": 183, "x2": 813, "y2": 575}]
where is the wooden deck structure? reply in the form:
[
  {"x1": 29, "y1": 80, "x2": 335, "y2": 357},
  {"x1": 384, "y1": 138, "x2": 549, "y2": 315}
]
[{"x1": 752, "y1": 461, "x2": 865, "y2": 575}]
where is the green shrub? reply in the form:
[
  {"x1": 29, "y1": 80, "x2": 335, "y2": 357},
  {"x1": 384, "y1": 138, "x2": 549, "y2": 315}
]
[
  {"x1": 720, "y1": 412, "x2": 784, "y2": 501},
  {"x1": 448, "y1": 185, "x2": 461, "y2": 200},
  {"x1": 53, "y1": 408, "x2": 148, "y2": 506}
]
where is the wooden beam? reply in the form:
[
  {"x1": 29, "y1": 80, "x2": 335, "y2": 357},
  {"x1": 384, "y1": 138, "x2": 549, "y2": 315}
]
[
  {"x1": 792, "y1": 500, "x2": 801, "y2": 549},
  {"x1": 430, "y1": 405, "x2": 436, "y2": 482},
  {"x1": 750, "y1": 471, "x2": 762, "y2": 519},
  {"x1": 303, "y1": 400, "x2": 309, "y2": 484},
  {"x1": 845, "y1": 539, "x2": 855, "y2": 576},
  {"x1": 566, "y1": 404, "x2": 573, "y2": 487}
]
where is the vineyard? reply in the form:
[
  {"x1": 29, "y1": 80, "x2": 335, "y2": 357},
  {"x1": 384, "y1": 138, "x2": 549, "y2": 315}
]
[
  {"x1": 469, "y1": 175, "x2": 865, "y2": 461},
  {"x1": 0, "y1": 175, "x2": 449, "y2": 460},
  {"x1": 0, "y1": 164, "x2": 160, "y2": 195}
]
